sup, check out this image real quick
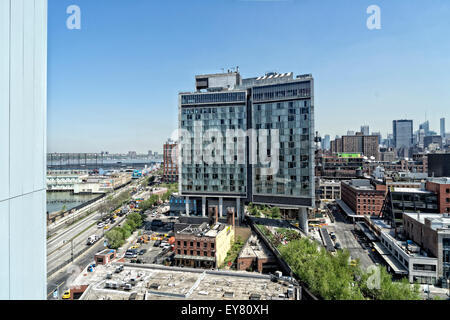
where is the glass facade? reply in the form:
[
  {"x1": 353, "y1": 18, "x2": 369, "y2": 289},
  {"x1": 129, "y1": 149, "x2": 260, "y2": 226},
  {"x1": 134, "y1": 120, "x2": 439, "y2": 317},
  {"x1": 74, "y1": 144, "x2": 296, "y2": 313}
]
[
  {"x1": 252, "y1": 98, "x2": 312, "y2": 197},
  {"x1": 180, "y1": 95, "x2": 247, "y2": 195},
  {"x1": 393, "y1": 120, "x2": 413, "y2": 148},
  {"x1": 179, "y1": 73, "x2": 314, "y2": 207}
]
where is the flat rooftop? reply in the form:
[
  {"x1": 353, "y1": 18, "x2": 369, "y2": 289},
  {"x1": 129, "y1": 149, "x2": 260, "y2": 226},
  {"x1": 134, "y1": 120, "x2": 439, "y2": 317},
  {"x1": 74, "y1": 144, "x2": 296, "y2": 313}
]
[
  {"x1": 428, "y1": 177, "x2": 450, "y2": 185},
  {"x1": 343, "y1": 179, "x2": 379, "y2": 191},
  {"x1": 392, "y1": 187, "x2": 433, "y2": 194},
  {"x1": 404, "y1": 213, "x2": 450, "y2": 230},
  {"x1": 366, "y1": 217, "x2": 432, "y2": 258},
  {"x1": 176, "y1": 223, "x2": 226, "y2": 238},
  {"x1": 239, "y1": 234, "x2": 274, "y2": 260},
  {"x1": 76, "y1": 264, "x2": 295, "y2": 301}
]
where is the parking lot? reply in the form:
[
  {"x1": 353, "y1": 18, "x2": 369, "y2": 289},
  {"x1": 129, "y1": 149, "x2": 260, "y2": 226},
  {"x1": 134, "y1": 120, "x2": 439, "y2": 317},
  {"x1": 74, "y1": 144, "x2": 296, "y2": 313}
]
[{"x1": 121, "y1": 212, "x2": 178, "y2": 266}]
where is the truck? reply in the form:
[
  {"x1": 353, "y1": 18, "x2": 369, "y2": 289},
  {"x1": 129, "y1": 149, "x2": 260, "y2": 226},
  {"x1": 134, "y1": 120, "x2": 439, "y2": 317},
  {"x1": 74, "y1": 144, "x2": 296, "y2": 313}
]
[{"x1": 86, "y1": 235, "x2": 99, "y2": 245}]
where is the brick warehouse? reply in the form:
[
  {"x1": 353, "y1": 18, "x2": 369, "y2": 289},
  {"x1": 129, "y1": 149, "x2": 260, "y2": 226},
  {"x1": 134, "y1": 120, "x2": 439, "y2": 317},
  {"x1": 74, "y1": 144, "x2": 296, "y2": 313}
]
[
  {"x1": 162, "y1": 139, "x2": 178, "y2": 183},
  {"x1": 426, "y1": 178, "x2": 450, "y2": 213},
  {"x1": 340, "y1": 179, "x2": 386, "y2": 216}
]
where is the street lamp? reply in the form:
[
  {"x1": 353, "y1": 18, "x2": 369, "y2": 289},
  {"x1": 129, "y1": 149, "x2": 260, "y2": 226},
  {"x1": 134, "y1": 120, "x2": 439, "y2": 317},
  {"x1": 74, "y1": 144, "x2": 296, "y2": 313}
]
[{"x1": 63, "y1": 239, "x2": 74, "y2": 263}]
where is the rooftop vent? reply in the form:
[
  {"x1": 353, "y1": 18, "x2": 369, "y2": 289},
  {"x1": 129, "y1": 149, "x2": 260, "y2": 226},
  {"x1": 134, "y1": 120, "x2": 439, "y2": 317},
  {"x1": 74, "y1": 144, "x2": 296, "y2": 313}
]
[{"x1": 149, "y1": 283, "x2": 161, "y2": 290}]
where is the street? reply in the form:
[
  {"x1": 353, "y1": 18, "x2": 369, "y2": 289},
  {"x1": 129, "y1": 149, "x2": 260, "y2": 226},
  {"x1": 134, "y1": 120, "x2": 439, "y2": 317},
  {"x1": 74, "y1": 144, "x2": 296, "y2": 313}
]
[
  {"x1": 46, "y1": 177, "x2": 147, "y2": 298},
  {"x1": 327, "y1": 210, "x2": 377, "y2": 270}
]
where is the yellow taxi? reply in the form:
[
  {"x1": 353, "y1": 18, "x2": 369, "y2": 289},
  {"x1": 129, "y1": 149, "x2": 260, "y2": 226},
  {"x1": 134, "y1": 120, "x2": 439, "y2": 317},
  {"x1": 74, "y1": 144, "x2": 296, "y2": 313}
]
[
  {"x1": 62, "y1": 289, "x2": 71, "y2": 300},
  {"x1": 103, "y1": 225, "x2": 110, "y2": 230}
]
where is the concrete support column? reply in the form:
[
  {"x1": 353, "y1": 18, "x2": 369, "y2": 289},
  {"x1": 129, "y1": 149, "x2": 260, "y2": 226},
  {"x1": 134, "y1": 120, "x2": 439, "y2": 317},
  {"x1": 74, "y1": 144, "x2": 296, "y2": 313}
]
[
  {"x1": 298, "y1": 207, "x2": 308, "y2": 235},
  {"x1": 202, "y1": 197, "x2": 206, "y2": 217},
  {"x1": 185, "y1": 196, "x2": 190, "y2": 216},
  {"x1": 219, "y1": 197, "x2": 223, "y2": 218},
  {"x1": 236, "y1": 197, "x2": 241, "y2": 223}
]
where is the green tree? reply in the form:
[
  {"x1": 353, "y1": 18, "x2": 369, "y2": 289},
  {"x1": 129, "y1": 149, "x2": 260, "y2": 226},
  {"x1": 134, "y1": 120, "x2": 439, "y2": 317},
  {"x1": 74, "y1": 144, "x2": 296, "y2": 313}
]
[
  {"x1": 105, "y1": 229, "x2": 125, "y2": 249},
  {"x1": 270, "y1": 207, "x2": 281, "y2": 219},
  {"x1": 127, "y1": 212, "x2": 143, "y2": 228}
]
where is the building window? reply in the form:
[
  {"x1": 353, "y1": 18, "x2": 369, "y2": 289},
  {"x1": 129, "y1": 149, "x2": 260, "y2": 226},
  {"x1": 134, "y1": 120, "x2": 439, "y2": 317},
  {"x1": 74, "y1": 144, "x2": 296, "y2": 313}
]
[
  {"x1": 204, "y1": 251, "x2": 208, "y2": 256},
  {"x1": 413, "y1": 264, "x2": 436, "y2": 272}
]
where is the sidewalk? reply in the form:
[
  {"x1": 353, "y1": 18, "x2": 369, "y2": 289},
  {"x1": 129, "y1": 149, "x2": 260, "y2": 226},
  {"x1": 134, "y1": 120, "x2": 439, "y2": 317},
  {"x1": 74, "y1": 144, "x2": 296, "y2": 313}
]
[
  {"x1": 116, "y1": 230, "x2": 142, "y2": 261},
  {"x1": 420, "y1": 284, "x2": 450, "y2": 300}
]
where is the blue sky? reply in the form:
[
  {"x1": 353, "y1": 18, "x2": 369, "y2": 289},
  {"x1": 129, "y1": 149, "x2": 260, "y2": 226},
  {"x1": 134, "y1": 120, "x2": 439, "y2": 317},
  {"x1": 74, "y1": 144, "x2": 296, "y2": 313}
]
[{"x1": 48, "y1": 0, "x2": 450, "y2": 153}]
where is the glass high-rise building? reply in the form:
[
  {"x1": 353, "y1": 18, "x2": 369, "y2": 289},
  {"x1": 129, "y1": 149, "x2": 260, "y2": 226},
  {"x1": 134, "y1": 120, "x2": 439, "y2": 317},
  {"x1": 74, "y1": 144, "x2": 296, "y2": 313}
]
[
  {"x1": 178, "y1": 71, "x2": 314, "y2": 225},
  {"x1": 360, "y1": 125, "x2": 369, "y2": 136},
  {"x1": 0, "y1": 0, "x2": 47, "y2": 299},
  {"x1": 323, "y1": 134, "x2": 331, "y2": 150},
  {"x1": 393, "y1": 120, "x2": 413, "y2": 149}
]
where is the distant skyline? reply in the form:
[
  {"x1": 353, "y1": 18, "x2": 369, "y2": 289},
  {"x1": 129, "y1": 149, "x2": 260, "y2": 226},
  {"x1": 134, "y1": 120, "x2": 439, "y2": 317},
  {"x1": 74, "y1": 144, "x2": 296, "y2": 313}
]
[{"x1": 48, "y1": 0, "x2": 450, "y2": 153}]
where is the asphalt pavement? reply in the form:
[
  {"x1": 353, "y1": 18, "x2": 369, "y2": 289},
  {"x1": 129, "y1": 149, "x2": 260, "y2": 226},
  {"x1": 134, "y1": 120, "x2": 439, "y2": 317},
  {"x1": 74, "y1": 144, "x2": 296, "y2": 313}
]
[{"x1": 328, "y1": 210, "x2": 376, "y2": 270}]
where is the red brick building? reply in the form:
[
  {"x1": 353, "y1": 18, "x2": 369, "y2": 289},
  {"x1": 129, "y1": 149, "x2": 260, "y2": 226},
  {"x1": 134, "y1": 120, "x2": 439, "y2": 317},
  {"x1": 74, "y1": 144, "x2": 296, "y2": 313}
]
[
  {"x1": 426, "y1": 178, "x2": 450, "y2": 213},
  {"x1": 163, "y1": 140, "x2": 178, "y2": 183},
  {"x1": 174, "y1": 220, "x2": 234, "y2": 268},
  {"x1": 94, "y1": 249, "x2": 116, "y2": 265},
  {"x1": 340, "y1": 179, "x2": 386, "y2": 216}
]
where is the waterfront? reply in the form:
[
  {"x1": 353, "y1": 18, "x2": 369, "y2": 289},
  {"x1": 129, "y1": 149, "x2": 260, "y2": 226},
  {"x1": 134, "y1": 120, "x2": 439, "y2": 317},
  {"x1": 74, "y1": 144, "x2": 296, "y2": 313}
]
[{"x1": 46, "y1": 192, "x2": 100, "y2": 214}]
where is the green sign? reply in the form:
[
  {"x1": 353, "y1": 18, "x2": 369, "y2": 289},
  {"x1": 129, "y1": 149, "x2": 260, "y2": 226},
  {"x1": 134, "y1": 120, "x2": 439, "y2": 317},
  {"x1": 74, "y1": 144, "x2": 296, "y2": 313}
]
[{"x1": 338, "y1": 153, "x2": 362, "y2": 158}]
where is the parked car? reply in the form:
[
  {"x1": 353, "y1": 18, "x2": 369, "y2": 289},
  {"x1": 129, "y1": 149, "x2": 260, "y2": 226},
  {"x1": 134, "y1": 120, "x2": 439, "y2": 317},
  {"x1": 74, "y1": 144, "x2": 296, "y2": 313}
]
[
  {"x1": 115, "y1": 265, "x2": 124, "y2": 273},
  {"x1": 154, "y1": 240, "x2": 161, "y2": 247},
  {"x1": 160, "y1": 241, "x2": 168, "y2": 248},
  {"x1": 122, "y1": 283, "x2": 132, "y2": 291},
  {"x1": 97, "y1": 222, "x2": 105, "y2": 229},
  {"x1": 334, "y1": 242, "x2": 342, "y2": 250}
]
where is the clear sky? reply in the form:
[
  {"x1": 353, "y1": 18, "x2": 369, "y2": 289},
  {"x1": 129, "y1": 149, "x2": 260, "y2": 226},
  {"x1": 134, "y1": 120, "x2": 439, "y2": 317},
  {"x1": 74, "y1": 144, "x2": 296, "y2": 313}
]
[{"x1": 48, "y1": 0, "x2": 450, "y2": 153}]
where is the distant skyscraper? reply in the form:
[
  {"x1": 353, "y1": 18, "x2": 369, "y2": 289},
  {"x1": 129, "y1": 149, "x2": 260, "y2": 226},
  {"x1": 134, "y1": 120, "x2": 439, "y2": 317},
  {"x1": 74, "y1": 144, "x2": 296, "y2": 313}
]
[
  {"x1": 393, "y1": 120, "x2": 413, "y2": 149},
  {"x1": 360, "y1": 125, "x2": 370, "y2": 136},
  {"x1": 347, "y1": 130, "x2": 355, "y2": 136},
  {"x1": 419, "y1": 120, "x2": 430, "y2": 136},
  {"x1": 440, "y1": 118, "x2": 446, "y2": 139},
  {"x1": 372, "y1": 131, "x2": 382, "y2": 144},
  {"x1": 323, "y1": 135, "x2": 331, "y2": 150},
  {"x1": 417, "y1": 129, "x2": 425, "y2": 148}
]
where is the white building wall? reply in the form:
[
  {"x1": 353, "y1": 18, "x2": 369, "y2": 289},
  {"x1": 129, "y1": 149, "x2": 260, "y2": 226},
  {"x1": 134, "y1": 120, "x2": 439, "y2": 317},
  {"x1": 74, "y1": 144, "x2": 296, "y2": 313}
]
[{"x1": 0, "y1": 0, "x2": 47, "y2": 300}]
